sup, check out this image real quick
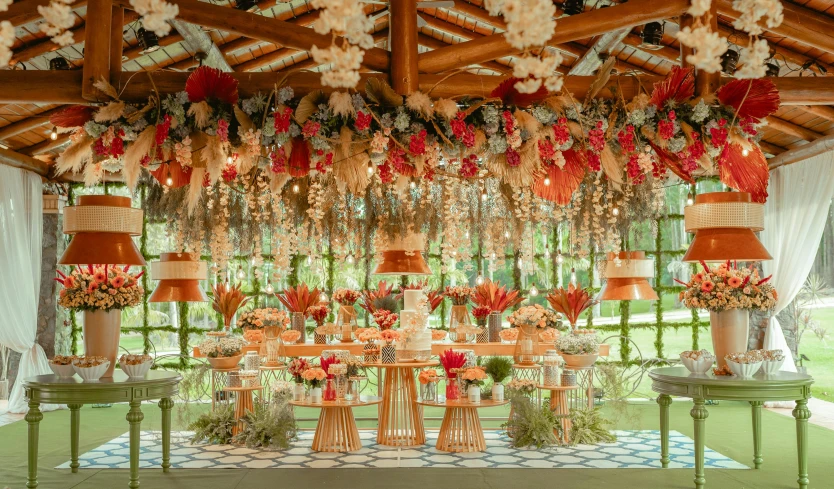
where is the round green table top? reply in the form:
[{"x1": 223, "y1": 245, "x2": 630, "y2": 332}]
[
  {"x1": 650, "y1": 366, "x2": 813, "y2": 402},
  {"x1": 649, "y1": 366, "x2": 813, "y2": 386},
  {"x1": 23, "y1": 370, "x2": 181, "y2": 404},
  {"x1": 24, "y1": 369, "x2": 181, "y2": 388}
]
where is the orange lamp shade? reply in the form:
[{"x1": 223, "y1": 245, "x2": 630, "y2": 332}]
[
  {"x1": 373, "y1": 250, "x2": 432, "y2": 276},
  {"x1": 598, "y1": 251, "x2": 659, "y2": 301},
  {"x1": 149, "y1": 252, "x2": 209, "y2": 302},
  {"x1": 59, "y1": 195, "x2": 146, "y2": 266},
  {"x1": 682, "y1": 192, "x2": 772, "y2": 263}
]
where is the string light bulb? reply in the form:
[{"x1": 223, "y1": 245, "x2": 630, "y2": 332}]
[
  {"x1": 529, "y1": 284, "x2": 539, "y2": 296},
  {"x1": 367, "y1": 161, "x2": 374, "y2": 175},
  {"x1": 476, "y1": 274, "x2": 485, "y2": 285},
  {"x1": 165, "y1": 176, "x2": 173, "y2": 186},
  {"x1": 556, "y1": 249, "x2": 564, "y2": 264},
  {"x1": 346, "y1": 254, "x2": 355, "y2": 264},
  {"x1": 611, "y1": 206, "x2": 619, "y2": 216},
  {"x1": 544, "y1": 176, "x2": 551, "y2": 186},
  {"x1": 265, "y1": 283, "x2": 274, "y2": 294},
  {"x1": 226, "y1": 155, "x2": 233, "y2": 164},
  {"x1": 517, "y1": 257, "x2": 523, "y2": 268},
  {"x1": 742, "y1": 148, "x2": 750, "y2": 157},
  {"x1": 544, "y1": 246, "x2": 551, "y2": 259},
  {"x1": 320, "y1": 293, "x2": 328, "y2": 303},
  {"x1": 570, "y1": 267, "x2": 577, "y2": 285},
  {"x1": 504, "y1": 230, "x2": 510, "y2": 238},
  {"x1": 409, "y1": 180, "x2": 416, "y2": 189},
  {"x1": 236, "y1": 267, "x2": 246, "y2": 280},
  {"x1": 686, "y1": 193, "x2": 694, "y2": 206},
  {"x1": 50, "y1": 126, "x2": 58, "y2": 141},
  {"x1": 481, "y1": 189, "x2": 487, "y2": 201},
  {"x1": 292, "y1": 183, "x2": 300, "y2": 193},
  {"x1": 306, "y1": 256, "x2": 312, "y2": 265}
]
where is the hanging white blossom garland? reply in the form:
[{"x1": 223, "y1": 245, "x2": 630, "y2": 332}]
[
  {"x1": 0, "y1": 0, "x2": 14, "y2": 66},
  {"x1": 310, "y1": 0, "x2": 375, "y2": 89}
]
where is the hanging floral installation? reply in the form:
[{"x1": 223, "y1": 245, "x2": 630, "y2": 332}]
[
  {"x1": 0, "y1": 0, "x2": 13, "y2": 66},
  {"x1": 50, "y1": 65, "x2": 779, "y2": 280}
]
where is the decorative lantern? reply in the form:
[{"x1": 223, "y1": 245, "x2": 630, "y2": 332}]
[
  {"x1": 373, "y1": 232, "x2": 432, "y2": 276},
  {"x1": 682, "y1": 192, "x2": 772, "y2": 263},
  {"x1": 149, "y1": 252, "x2": 209, "y2": 302},
  {"x1": 59, "y1": 195, "x2": 145, "y2": 265},
  {"x1": 597, "y1": 251, "x2": 659, "y2": 301}
]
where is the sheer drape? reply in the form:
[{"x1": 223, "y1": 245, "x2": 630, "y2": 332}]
[
  {"x1": 0, "y1": 166, "x2": 55, "y2": 413},
  {"x1": 761, "y1": 152, "x2": 834, "y2": 374}
]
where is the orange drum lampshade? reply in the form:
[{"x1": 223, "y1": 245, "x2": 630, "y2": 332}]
[
  {"x1": 373, "y1": 232, "x2": 432, "y2": 276},
  {"x1": 149, "y1": 252, "x2": 209, "y2": 302},
  {"x1": 598, "y1": 251, "x2": 659, "y2": 301},
  {"x1": 682, "y1": 192, "x2": 772, "y2": 263},
  {"x1": 59, "y1": 195, "x2": 146, "y2": 266}
]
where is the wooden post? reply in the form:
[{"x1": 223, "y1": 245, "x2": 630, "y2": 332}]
[
  {"x1": 389, "y1": 0, "x2": 419, "y2": 94},
  {"x1": 110, "y1": 6, "x2": 124, "y2": 78},
  {"x1": 694, "y1": 4, "x2": 720, "y2": 96},
  {"x1": 679, "y1": 14, "x2": 694, "y2": 69},
  {"x1": 81, "y1": 0, "x2": 112, "y2": 101}
]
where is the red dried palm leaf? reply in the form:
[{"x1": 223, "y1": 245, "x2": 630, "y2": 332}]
[
  {"x1": 715, "y1": 79, "x2": 780, "y2": 122},
  {"x1": 532, "y1": 149, "x2": 586, "y2": 205},
  {"x1": 649, "y1": 66, "x2": 695, "y2": 108},
  {"x1": 471, "y1": 279, "x2": 524, "y2": 313},
  {"x1": 718, "y1": 143, "x2": 769, "y2": 203},
  {"x1": 150, "y1": 160, "x2": 192, "y2": 189},
  {"x1": 546, "y1": 283, "x2": 598, "y2": 327},
  {"x1": 288, "y1": 137, "x2": 311, "y2": 177},
  {"x1": 50, "y1": 105, "x2": 95, "y2": 128},
  {"x1": 646, "y1": 140, "x2": 694, "y2": 183},
  {"x1": 277, "y1": 284, "x2": 322, "y2": 314},
  {"x1": 185, "y1": 66, "x2": 239, "y2": 104},
  {"x1": 489, "y1": 77, "x2": 550, "y2": 107},
  {"x1": 359, "y1": 280, "x2": 395, "y2": 313}
]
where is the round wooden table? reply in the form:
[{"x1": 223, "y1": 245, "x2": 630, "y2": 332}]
[
  {"x1": 23, "y1": 370, "x2": 181, "y2": 489},
  {"x1": 222, "y1": 384, "x2": 263, "y2": 435},
  {"x1": 290, "y1": 396, "x2": 382, "y2": 452},
  {"x1": 417, "y1": 397, "x2": 508, "y2": 452},
  {"x1": 537, "y1": 384, "x2": 579, "y2": 443},
  {"x1": 650, "y1": 367, "x2": 814, "y2": 489},
  {"x1": 364, "y1": 360, "x2": 439, "y2": 447}
]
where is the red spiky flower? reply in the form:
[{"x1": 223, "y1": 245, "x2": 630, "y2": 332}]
[
  {"x1": 185, "y1": 66, "x2": 239, "y2": 105},
  {"x1": 650, "y1": 66, "x2": 695, "y2": 108}
]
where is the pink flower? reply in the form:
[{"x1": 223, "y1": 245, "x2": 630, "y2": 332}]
[{"x1": 217, "y1": 119, "x2": 229, "y2": 142}]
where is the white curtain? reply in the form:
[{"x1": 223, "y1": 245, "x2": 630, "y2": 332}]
[
  {"x1": 761, "y1": 152, "x2": 834, "y2": 374},
  {"x1": 0, "y1": 166, "x2": 55, "y2": 414}
]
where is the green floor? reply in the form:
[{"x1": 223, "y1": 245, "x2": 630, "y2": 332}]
[{"x1": 2, "y1": 400, "x2": 831, "y2": 489}]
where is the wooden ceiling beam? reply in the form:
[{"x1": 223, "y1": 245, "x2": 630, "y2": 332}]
[
  {"x1": 122, "y1": 33, "x2": 185, "y2": 63},
  {"x1": 113, "y1": 0, "x2": 391, "y2": 72},
  {"x1": 797, "y1": 105, "x2": 834, "y2": 122},
  {"x1": 170, "y1": 20, "x2": 233, "y2": 71},
  {"x1": 768, "y1": 134, "x2": 834, "y2": 170},
  {"x1": 620, "y1": 33, "x2": 680, "y2": 65},
  {"x1": 0, "y1": 147, "x2": 50, "y2": 176},
  {"x1": 19, "y1": 134, "x2": 71, "y2": 156},
  {"x1": 390, "y1": 0, "x2": 419, "y2": 93},
  {"x1": 416, "y1": 0, "x2": 689, "y2": 73},
  {"x1": 569, "y1": 28, "x2": 631, "y2": 76},
  {"x1": 417, "y1": 34, "x2": 509, "y2": 74},
  {"x1": 0, "y1": 0, "x2": 86, "y2": 27},
  {"x1": 766, "y1": 116, "x2": 825, "y2": 142},
  {"x1": 757, "y1": 140, "x2": 787, "y2": 157},
  {"x1": 82, "y1": 0, "x2": 113, "y2": 101},
  {"x1": 0, "y1": 106, "x2": 65, "y2": 142}
]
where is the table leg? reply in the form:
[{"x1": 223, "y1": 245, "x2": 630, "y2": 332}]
[
  {"x1": 691, "y1": 398, "x2": 709, "y2": 489},
  {"x1": 233, "y1": 391, "x2": 254, "y2": 436},
  {"x1": 68, "y1": 404, "x2": 82, "y2": 473},
  {"x1": 550, "y1": 391, "x2": 571, "y2": 444},
  {"x1": 159, "y1": 398, "x2": 174, "y2": 473},
  {"x1": 657, "y1": 394, "x2": 672, "y2": 468},
  {"x1": 750, "y1": 401, "x2": 763, "y2": 469},
  {"x1": 436, "y1": 407, "x2": 485, "y2": 452},
  {"x1": 377, "y1": 367, "x2": 424, "y2": 447},
  {"x1": 312, "y1": 407, "x2": 361, "y2": 452},
  {"x1": 793, "y1": 399, "x2": 811, "y2": 489},
  {"x1": 126, "y1": 401, "x2": 144, "y2": 489},
  {"x1": 26, "y1": 400, "x2": 43, "y2": 489}
]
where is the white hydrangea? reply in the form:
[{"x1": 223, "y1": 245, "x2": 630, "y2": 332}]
[
  {"x1": 501, "y1": 0, "x2": 557, "y2": 51},
  {"x1": 687, "y1": 0, "x2": 711, "y2": 17},
  {"x1": 0, "y1": 21, "x2": 14, "y2": 67},
  {"x1": 736, "y1": 38, "x2": 770, "y2": 79},
  {"x1": 483, "y1": 0, "x2": 503, "y2": 16},
  {"x1": 311, "y1": 0, "x2": 374, "y2": 49},
  {"x1": 514, "y1": 77, "x2": 542, "y2": 93},
  {"x1": 512, "y1": 52, "x2": 563, "y2": 94},
  {"x1": 677, "y1": 25, "x2": 728, "y2": 73},
  {"x1": 732, "y1": 0, "x2": 783, "y2": 37},
  {"x1": 130, "y1": 0, "x2": 179, "y2": 37},
  {"x1": 312, "y1": 44, "x2": 364, "y2": 88},
  {"x1": 37, "y1": 0, "x2": 76, "y2": 47}
]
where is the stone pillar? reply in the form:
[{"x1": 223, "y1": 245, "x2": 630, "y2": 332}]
[{"x1": 749, "y1": 304, "x2": 797, "y2": 356}]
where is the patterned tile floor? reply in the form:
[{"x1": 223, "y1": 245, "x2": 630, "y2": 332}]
[{"x1": 56, "y1": 430, "x2": 747, "y2": 470}]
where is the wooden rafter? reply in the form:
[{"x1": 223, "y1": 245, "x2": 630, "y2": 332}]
[
  {"x1": 768, "y1": 134, "x2": 834, "y2": 170},
  {"x1": 82, "y1": 0, "x2": 113, "y2": 100},
  {"x1": 0, "y1": 147, "x2": 50, "y2": 176},
  {"x1": 569, "y1": 29, "x2": 631, "y2": 76},
  {"x1": 0, "y1": 107, "x2": 66, "y2": 142},
  {"x1": 765, "y1": 116, "x2": 825, "y2": 142},
  {"x1": 0, "y1": 0, "x2": 86, "y2": 26},
  {"x1": 390, "y1": 0, "x2": 419, "y2": 94}
]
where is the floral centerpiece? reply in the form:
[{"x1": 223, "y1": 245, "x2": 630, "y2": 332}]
[
  {"x1": 372, "y1": 309, "x2": 399, "y2": 330},
  {"x1": 472, "y1": 279, "x2": 525, "y2": 342},
  {"x1": 243, "y1": 329, "x2": 264, "y2": 344},
  {"x1": 444, "y1": 285, "x2": 473, "y2": 306},
  {"x1": 460, "y1": 366, "x2": 488, "y2": 401},
  {"x1": 302, "y1": 367, "x2": 327, "y2": 402},
  {"x1": 506, "y1": 378, "x2": 537, "y2": 398},
  {"x1": 198, "y1": 336, "x2": 247, "y2": 369},
  {"x1": 333, "y1": 288, "x2": 361, "y2": 330},
  {"x1": 439, "y1": 349, "x2": 467, "y2": 399},
  {"x1": 472, "y1": 305, "x2": 491, "y2": 326},
  {"x1": 418, "y1": 369, "x2": 439, "y2": 385},
  {"x1": 281, "y1": 330, "x2": 301, "y2": 344},
  {"x1": 380, "y1": 329, "x2": 400, "y2": 345},
  {"x1": 211, "y1": 281, "x2": 251, "y2": 331},
  {"x1": 546, "y1": 283, "x2": 598, "y2": 330},
  {"x1": 288, "y1": 358, "x2": 310, "y2": 384},
  {"x1": 277, "y1": 284, "x2": 321, "y2": 344},
  {"x1": 237, "y1": 308, "x2": 290, "y2": 331},
  {"x1": 333, "y1": 289, "x2": 361, "y2": 306},
  {"x1": 508, "y1": 304, "x2": 557, "y2": 365},
  {"x1": 358, "y1": 328, "x2": 381, "y2": 363},
  {"x1": 431, "y1": 329, "x2": 448, "y2": 342},
  {"x1": 676, "y1": 261, "x2": 777, "y2": 368},
  {"x1": 307, "y1": 304, "x2": 330, "y2": 326},
  {"x1": 556, "y1": 333, "x2": 600, "y2": 368}
]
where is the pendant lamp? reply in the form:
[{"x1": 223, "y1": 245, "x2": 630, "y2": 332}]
[
  {"x1": 59, "y1": 195, "x2": 146, "y2": 266},
  {"x1": 373, "y1": 232, "x2": 432, "y2": 276},
  {"x1": 682, "y1": 192, "x2": 771, "y2": 263},
  {"x1": 149, "y1": 252, "x2": 209, "y2": 302},
  {"x1": 598, "y1": 251, "x2": 659, "y2": 301}
]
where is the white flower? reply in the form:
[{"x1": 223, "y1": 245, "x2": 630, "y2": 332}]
[
  {"x1": 406, "y1": 91, "x2": 433, "y2": 118},
  {"x1": 0, "y1": 21, "x2": 14, "y2": 66},
  {"x1": 312, "y1": 44, "x2": 364, "y2": 88},
  {"x1": 687, "y1": 0, "x2": 712, "y2": 16},
  {"x1": 483, "y1": 0, "x2": 504, "y2": 16},
  {"x1": 735, "y1": 38, "x2": 769, "y2": 79},
  {"x1": 498, "y1": 0, "x2": 557, "y2": 51},
  {"x1": 514, "y1": 77, "x2": 542, "y2": 94},
  {"x1": 38, "y1": 0, "x2": 76, "y2": 46},
  {"x1": 544, "y1": 76, "x2": 564, "y2": 92},
  {"x1": 732, "y1": 0, "x2": 783, "y2": 36},
  {"x1": 311, "y1": 0, "x2": 374, "y2": 48},
  {"x1": 130, "y1": 0, "x2": 179, "y2": 37},
  {"x1": 676, "y1": 25, "x2": 728, "y2": 73},
  {"x1": 329, "y1": 91, "x2": 356, "y2": 117}
]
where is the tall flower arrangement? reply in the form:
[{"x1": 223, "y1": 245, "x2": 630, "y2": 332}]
[
  {"x1": 56, "y1": 265, "x2": 144, "y2": 311},
  {"x1": 472, "y1": 279, "x2": 524, "y2": 313},
  {"x1": 211, "y1": 281, "x2": 251, "y2": 330},
  {"x1": 546, "y1": 284, "x2": 597, "y2": 329},
  {"x1": 277, "y1": 284, "x2": 322, "y2": 316}
]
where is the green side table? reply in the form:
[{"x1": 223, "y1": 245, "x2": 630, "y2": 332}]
[
  {"x1": 23, "y1": 370, "x2": 181, "y2": 489},
  {"x1": 649, "y1": 366, "x2": 813, "y2": 489}
]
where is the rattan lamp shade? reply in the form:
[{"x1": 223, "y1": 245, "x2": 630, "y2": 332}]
[
  {"x1": 682, "y1": 192, "x2": 772, "y2": 263},
  {"x1": 149, "y1": 252, "x2": 209, "y2": 302},
  {"x1": 373, "y1": 250, "x2": 432, "y2": 275},
  {"x1": 598, "y1": 251, "x2": 659, "y2": 301},
  {"x1": 58, "y1": 195, "x2": 146, "y2": 266}
]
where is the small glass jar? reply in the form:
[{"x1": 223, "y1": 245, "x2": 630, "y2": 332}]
[
  {"x1": 446, "y1": 378, "x2": 460, "y2": 400},
  {"x1": 421, "y1": 380, "x2": 438, "y2": 402},
  {"x1": 323, "y1": 378, "x2": 336, "y2": 401},
  {"x1": 561, "y1": 369, "x2": 577, "y2": 387},
  {"x1": 543, "y1": 349, "x2": 562, "y2": 386}
]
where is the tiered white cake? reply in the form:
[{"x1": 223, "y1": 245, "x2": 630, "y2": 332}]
[{"x1": 396, "y1": 290, "x2": 432, "y2": 361}]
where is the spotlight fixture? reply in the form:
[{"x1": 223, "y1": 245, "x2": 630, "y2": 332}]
[
  {"x1": 137, "y1": 28, "x2": 160, "y2": 55},
  {"x1": 50, "y1": 126, "x2": 58, "y2": 141},
  {"x1": 640, "y1": 22, "x2": 665, "y2": 50},
  {"x1": 544, "y1": 246, "x2": 551, "y2": 259},
  {"x1": 481, "y1": 189, "x2": 488, "y2": 201},
  {"x1": 765, "y1": 60, "x2": 780, "y2": 77},
  {"x1": 562, "y1": 0, "x2": 585, "y2": 16},
  {"x1": 720, "y1": 49, "x2": 739, "y2": 75},
  {"x1": 49, "y1": 56, "x2": 70, "y2": 70},
  {"x1": 234, "y1": 0, "x2": 259, "y2": 12},
  {"x1": 409, "y1": 180, "x2": 416, "y2": 189}
]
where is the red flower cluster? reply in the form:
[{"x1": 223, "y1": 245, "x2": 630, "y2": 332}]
[
  {"x1": 274, "y1": 107, "x2": 293, "y2": 133},
  {"x1": 588, "y1": 121, "x2": 605, "y2": 153},
  {"x1": 552, "y1": 118, "x2": 570, "y2": 145},
  {"x1": 586, "y1": 149, "x2": 601, "y2": 171},
  {"x1": 302, "y1": 120, "x2": 321, "y2": 138},
  {"x1": 677, "y1": 134, "x2": 705, "y2": 175},
  {"x1": 270, "y1": 148, "x2": 287, "y2": 173},
  {"x1": 709, "y1": 119, "x2": 728, "y2": 148},
  {"x1": 506, "y1": 148, "x2": 520, "y2": 167},
  {"x1": 155, "y1": 115, "x2": 172, "y2": 146},
  {"x1": 216, "y1": 119, "x2": 229, "y2": 143},
  {"x1": 377, "y1": 161, "x2": 394, "y2": 183},
  {"x1": 314, "y1": 152, "x2": 334, "y2": 173},
  {"x1": 450, "y1": 112, "x2": 475, "y2": 148},
  {"x1": 617, "y1": 125, "x2": 636, "y2": 154},
  {"x1": 409, "y1": 130, "x2": 427, "y2": 155},
  {"x1": 221, "y1": 163, "x2": 237, "y2": 182},
  {"x1": 93, "y1": 128, "x2": 125, "y2": 158},
  {"x1": 355, "y1": 111, "x2": 372, "y2": 132},
  {"x1": 626, "y1": 154, "x2": 644, "y2": 184},
  {"x1": 502, "y1": 110, "x2": 515, "y2": 133},
  {"x1": 459, "y1": 154, "x2": 478, "y2": 178},
  {"x1": 537, "y1": 139, "x2": 556, "y2": 166}
]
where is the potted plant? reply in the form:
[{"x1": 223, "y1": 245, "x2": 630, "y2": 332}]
[
  {"x1": 556, "y1": 333, "x2": 600, "y2": 368},
  {"x1": 56, "y1": 265, "x2": 144, "y2": 377},
  {"x1": 483, "y1": 356, "x2": 513, "y2": 402},
  {"x1": 676, "y1": 261, "x2": 776, "y2": 369},
  {"x1": 198, "y1": 336, "x2": 247, "y2": 369},
  {"x1": 461, "y1": 366, "x2": 487, "y2": 402}
]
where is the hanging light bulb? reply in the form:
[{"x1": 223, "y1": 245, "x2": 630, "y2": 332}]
[
  {"x1": 236, "y1": 267, "x2": 246, "y2": 280},
  {"x1": 611, "y1": 206, "x2": 620, "y2": 216},
  {"x1": 292, "y1": 183, "x2": 300, "y2": 193},
  {"x1": 529, "y1": 284, "x2": 539, "y2": 297},
  {"x1": 367, "y1": 161, "x2": 375, "y2": 175},
  {"x1": 320, "y1": 293, "x2": 328, "y2": 303},
  {"x1": 570, "y1": 267, "x2": 577, "y2": 285},
  {"x1": 226, "y1": 155, "x2": 233, "y2": 164},
  {"x1": 517, "y1": 257, "x2": 523, "y2": 268},
  {"x1": 544, "y1": 176, "x2": 551, "y2": 186},
  {"x1": 409, "y1": 180, "x2": 416, "y2": 189},
  {"x1": 742, "y1": 148, "x2": 750, "y2": 157},
  {"x1": 476, "y1": 274, "x2": 485, "y2": 285},
  {"x1": 251, "y1": 257, "x2": 256, "y2": 265},
  {"x1": 686, "y1": 193, "x2": 694, "y2": 206},
  {"x1": 465, "y1": 231, "x2": 470, "y2": 239},
  {"x1": 346, "y1": 254, "x2": 355, "y2": 264},
  {"x1": 165, "y1": 176, "x2": 173, "y2": 186},
  {"x1": 556, "y1": 249, "x2": 564, "y2": 264},
  {"x1": 265, "y1": 283, "x2": 274, "y2": 294},
  {"x1": 50, "y1": 126, "x2": 58, "y2": 141},
  {"x1": 504, "y1": 230, "x2": 510, "y2": 238},
  {"x1": 490, "y1": 252, "x2": 496, "y2": 260},
  {"x1": 306, "y1": 256, "x2": 312, "y2": 265},
  {"x1": 544, "y1": 246, "x2": 551, "y2": 259},
  {"x1": 481, "y1": 189, "x2": 488, "y2": 201}
]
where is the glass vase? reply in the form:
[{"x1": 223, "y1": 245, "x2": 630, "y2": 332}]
[
  {"x1": 421, "y1": 381, "x2": 438, "y2": 402},
  {"x1": 448, "y1": 305, "x2": 474, "y2": 343},
  {"x1": 334, "y1": 374, "x2": 347, "y2": 400},
  {"x1": 337, "y1": 304, "x2": 358, "y2": 337},
  {"x1": 445, "y1": 378, "x2": 460, "y2": 400},
  {"x1": 514, "y1": 323, "x2": 540, "y2": 365},
  {"x1": 323, "y1": 378, "x2": 336, "y2": 401}
]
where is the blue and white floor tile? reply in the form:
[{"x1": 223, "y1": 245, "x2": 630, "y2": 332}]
[{"x1": 56, "y1": 430, "x2": 748, "y2": 470}]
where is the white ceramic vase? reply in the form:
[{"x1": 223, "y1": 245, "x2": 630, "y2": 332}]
[
  {"x1": 468, "y1": 385, "x2": 481, "y2": 403},
  {"x1": 310, "y1": 387, "x2": 322, "y2": 403},
  {"x1": 491, "y1": 383, "x2": 504, "y2": 402},
  {"x1": 293, "y1": 383, "x2": 305, "y2": 401}
]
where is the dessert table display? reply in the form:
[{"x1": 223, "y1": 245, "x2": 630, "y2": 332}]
[
  {"x1": 23, "y1": 370, "x2": 180, "y2": 489},
  {"x1": 650, "y1": 366, "x2": 813, "y2": 489},
  {"x1": 364, "y1": 360, "x2": 439, "y2": 447},
  {"x1": 290, "y1": 396, "x2": 383, "y2": 452},
  {"x1": 417, "y1": 397, "x2": 509, "y2": 452},
  {"x1": 536, "y1": 384, "x2": 580, "y2": 444}
]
